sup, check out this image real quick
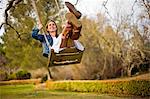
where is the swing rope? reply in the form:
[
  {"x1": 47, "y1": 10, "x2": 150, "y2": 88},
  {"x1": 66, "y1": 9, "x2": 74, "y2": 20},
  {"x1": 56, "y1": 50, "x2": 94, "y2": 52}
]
[
  {"x1": 54, "y1": 0, "x2": 64, "y2": 24},
  {"x1": 31, "y1": 0, "x2": 54, "y2": 79},
  {"x1": 31, "y1": 0, "x2": 64, "y2": 48},
  {"x1": 31, "y1": 0, "x2": 52, "y2": 54}
]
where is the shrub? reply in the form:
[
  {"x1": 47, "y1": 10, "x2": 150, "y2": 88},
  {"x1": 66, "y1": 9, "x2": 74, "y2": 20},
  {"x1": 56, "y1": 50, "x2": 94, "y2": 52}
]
[
  {"x1": 15, "y1": 70, "x2": 31, "y2": 80},
  {"x1": 0, "y1": 70, "x2": 8, "y2": 81},
  {"x1": 8, "y1": 73, "x2": 17, "y2": 80},
  {"x1": 0, "y1": 79, "x2": 41, "y2": 85},
  {"x1": 41, "y1": 74, "x2": 48, "y2": 83},
  {"x1": 139, "y1": 63, "x2": 149, "y2": 72},
  {"x1": 46, "y1": 80, "x2": 150, "y2": 96}
]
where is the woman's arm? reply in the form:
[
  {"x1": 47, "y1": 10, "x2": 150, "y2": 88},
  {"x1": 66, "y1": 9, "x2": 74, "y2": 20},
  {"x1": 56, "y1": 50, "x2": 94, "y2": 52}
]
[
  {"x1": 61, "y1": 21, "x2": 72, "y2": 38},
  {"x1": 31, "y1": 22, "x2": 44, "y2": 42}
]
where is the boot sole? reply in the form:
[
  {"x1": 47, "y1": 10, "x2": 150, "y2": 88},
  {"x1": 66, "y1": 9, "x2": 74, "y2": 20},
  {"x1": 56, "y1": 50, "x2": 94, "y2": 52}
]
[{"x1": 65, "y1": 2, "x2": 82, "y2": 19}]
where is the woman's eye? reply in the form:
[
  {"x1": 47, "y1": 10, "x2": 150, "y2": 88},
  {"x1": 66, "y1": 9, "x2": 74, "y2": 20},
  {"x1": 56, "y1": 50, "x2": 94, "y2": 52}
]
[{"x1": 49, "y1": 24, "x2": 54, "y2": 26}]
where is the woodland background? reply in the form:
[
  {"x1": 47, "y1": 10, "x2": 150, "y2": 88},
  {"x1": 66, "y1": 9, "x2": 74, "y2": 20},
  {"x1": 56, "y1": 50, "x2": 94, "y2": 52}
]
[{"x1": 0, "y1": 0, "x2": 149, "y2": 80}]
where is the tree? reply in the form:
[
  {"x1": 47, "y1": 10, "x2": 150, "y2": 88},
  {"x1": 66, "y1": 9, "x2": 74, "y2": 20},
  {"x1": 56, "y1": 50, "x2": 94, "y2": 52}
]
[
  {"x1": 79, "y1": 15, "x2": 124, "y2": 79},
  {"x1": 0, "y1": 43, "x2": 7, "y2": 68},
  {"x1": 1, "y1": 0, "x2": 64, "y2": 74}
]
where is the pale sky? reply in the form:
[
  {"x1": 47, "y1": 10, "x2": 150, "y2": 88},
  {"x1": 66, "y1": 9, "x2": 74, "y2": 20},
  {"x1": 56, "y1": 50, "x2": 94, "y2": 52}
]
[
  {"x1": 63, "y1": 0, "x2": 136, "y2": 19},
  {"x1": 0, "y1": 0, "x2": 7, "y2": 36},
  {"x1": 63, "y1": 0, "x2": 104, "y2": 18},
  {"x1": 0, "y1": 0, "x2": 138, "y2": 36}
]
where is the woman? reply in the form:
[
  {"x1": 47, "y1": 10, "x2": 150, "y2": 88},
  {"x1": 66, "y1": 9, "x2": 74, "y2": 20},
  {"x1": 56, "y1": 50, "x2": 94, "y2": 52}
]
[{"x1": 32, "y1": 19, "x2": 84, "y2": 57}]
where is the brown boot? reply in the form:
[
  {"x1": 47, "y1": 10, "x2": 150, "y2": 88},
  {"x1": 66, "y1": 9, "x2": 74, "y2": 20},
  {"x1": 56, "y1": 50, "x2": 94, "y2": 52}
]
[
  {"x1": 61, "y1": 22, "x2": 72, "y2": 39},
  {"x1": 70, "y1": 26, "x2": 82, "y2": 40},
  {"x1": 65, "y1": 12, "x2": 82, "y2": 28},
  {"x1": 66, "y1": 38, "x2": 75, "y2": 48},
  {"x1": 60, "y1": 38, "x2": 68, "y2": 48},
  {"x1": 65, "y1": 2, "x2": 82, "y2": 19},
  {"x1": 60, "y1": 36, "x2": 75, "y2": 48},
  {"x1": 65, "y1": 12, "x2": 82, "y2": 40}
]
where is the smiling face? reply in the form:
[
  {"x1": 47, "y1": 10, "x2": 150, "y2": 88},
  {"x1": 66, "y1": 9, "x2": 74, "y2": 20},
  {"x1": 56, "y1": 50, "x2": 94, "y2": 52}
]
[{"x1": 46, "y1": 21, "x2": 57, "y2": 33}]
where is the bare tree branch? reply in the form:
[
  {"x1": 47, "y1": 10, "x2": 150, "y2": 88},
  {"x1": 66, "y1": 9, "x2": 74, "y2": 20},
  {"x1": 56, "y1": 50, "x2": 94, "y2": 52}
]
[
  {"x1": 0, "y1": 0, "x2": 23, "y2": 40},
  {"x1": 74, "y1": 0, "x2": 79, "y2": 5},
  {"x1": 102, "y1": 0, "x2": 113, "y2": 21},
  {"x1": 4, "y1": 0, "x2": 23, "y2": 25},
  {"x1": 141, "y1": 0, "x2": 150, "y2": 19},
  {"x1": 1, "y1": 23, "x2": 22, "y2": 40},
  {"x1": 130, "y1": 0, "x2": 138, "y2": 17}
]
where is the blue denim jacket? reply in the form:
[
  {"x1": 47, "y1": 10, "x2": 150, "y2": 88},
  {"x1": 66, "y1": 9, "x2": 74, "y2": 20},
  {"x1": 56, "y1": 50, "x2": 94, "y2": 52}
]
[{"x1": 32, "y1": 27, "x2": 53, "y2": 57}]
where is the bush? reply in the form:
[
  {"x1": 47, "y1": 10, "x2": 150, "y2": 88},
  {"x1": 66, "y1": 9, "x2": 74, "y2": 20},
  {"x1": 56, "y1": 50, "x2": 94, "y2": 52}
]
[
  {"x1": 46, "y1": 80, "x2": 150, "y2": 96},
  {"x1": 0, "y1": 79, "x2": 41, "y2": 85},
  {"x1": 8, "y1": 73, "x2": 16, "y2": 80},
  {"x1": 0, "y1": 70, "x2": 8, "y2": 81},
  {"x1": 41, "y1": 74, "x2": 48, "y2": 83},
  {"x1": 15, "y1": 70, "x2": 31, "y2": 80},
  {"x1": 139, "y1": 63, "x2": 149, "y2": 72}
]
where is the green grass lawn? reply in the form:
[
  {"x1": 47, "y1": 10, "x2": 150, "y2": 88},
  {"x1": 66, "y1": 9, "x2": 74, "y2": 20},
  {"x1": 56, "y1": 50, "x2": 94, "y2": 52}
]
[{"x1": 0, "y1": 84, "x2": 148, "y2": 99}]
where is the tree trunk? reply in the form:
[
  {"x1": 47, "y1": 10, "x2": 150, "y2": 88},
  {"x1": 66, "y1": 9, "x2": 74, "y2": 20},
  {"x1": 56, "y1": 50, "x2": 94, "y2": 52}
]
[
  {"x1": 101, "y1": 56, "x2": 107, "y2": 79},
  {"x1": 127, "y1": 64, "x2": 134, "y2": 77}
]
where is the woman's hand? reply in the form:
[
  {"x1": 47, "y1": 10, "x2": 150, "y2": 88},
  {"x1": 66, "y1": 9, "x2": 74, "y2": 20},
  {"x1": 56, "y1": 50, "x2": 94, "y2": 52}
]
[
  {"x1": 61, "y1": 33, "x2": 69, "y2": 39},
  {"x1": 37, "y1": 21, "x2": 43, "y2": 30},
  {"x1": 61, "y1": 34, "x2": 66, "y2": 39}
]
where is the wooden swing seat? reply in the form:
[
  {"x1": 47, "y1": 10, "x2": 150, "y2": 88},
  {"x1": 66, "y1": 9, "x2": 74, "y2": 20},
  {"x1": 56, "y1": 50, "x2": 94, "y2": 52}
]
[{"x1": 48, "y1": 47, "x2": 84, "y2": 67}]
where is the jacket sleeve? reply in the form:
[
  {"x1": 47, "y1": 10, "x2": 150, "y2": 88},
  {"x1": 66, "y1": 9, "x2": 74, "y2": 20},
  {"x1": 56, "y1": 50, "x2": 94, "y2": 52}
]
[{"x1": 31, "y1": 27, "x2": 44, "y2": 42}]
